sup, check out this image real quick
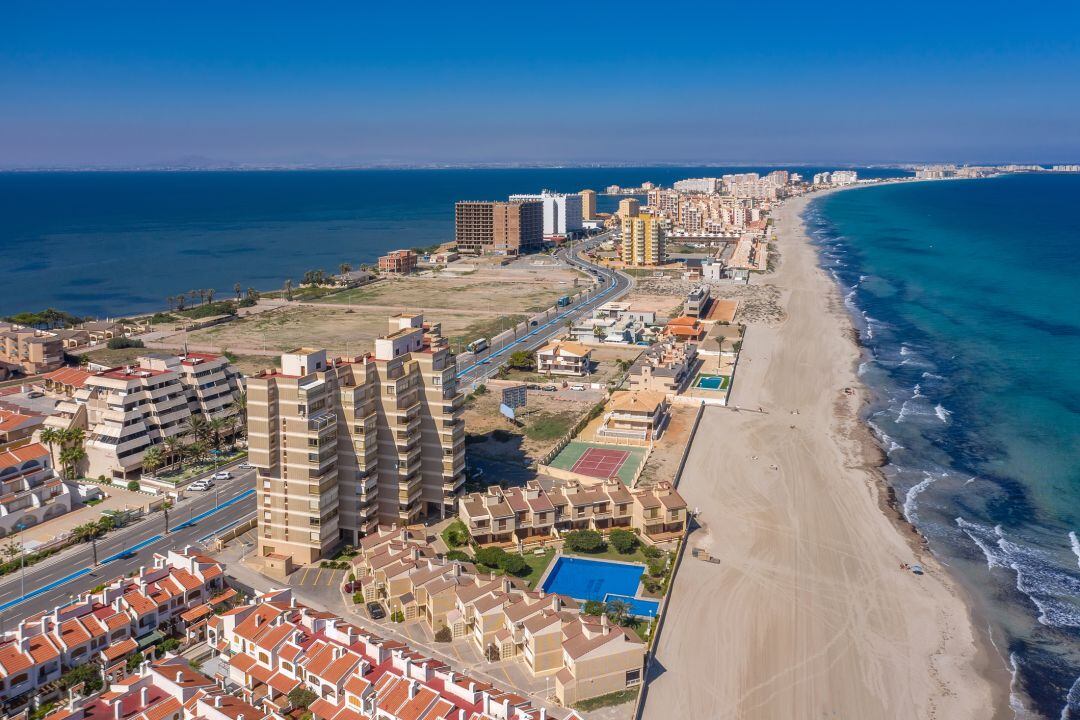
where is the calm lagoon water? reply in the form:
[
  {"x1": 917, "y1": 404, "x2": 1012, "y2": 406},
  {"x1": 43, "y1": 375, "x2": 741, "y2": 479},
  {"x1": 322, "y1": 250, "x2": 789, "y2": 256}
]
[{"x1": 0, "y1": 166, "x2": 907, "y2": 317}]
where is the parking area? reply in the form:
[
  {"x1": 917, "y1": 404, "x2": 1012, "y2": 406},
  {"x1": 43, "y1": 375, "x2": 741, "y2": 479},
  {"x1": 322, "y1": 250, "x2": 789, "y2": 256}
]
[{"x1": 291, "y1": 564, "x2": 347, "y2": 588}]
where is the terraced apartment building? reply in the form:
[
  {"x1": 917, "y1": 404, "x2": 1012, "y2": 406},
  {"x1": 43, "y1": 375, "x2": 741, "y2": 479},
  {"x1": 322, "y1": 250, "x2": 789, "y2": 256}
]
[
  {"x1": 248, "y1": 313, "x2": 465, "y2": 567},
  {"x1": 62, "y1": 352, "x2": 242, "y2": 480},
  {"x1": 618, "y1": 212, "x2": 667, "y2": 266}
]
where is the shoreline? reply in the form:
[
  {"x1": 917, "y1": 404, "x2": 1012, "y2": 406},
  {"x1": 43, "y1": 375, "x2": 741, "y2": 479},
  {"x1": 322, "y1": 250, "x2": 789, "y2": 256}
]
[
  {"x1": 799, "y1": 185, "x2": 1013, "y2": 716},
  {"x1": 642, "y1": 185, "x2": 1004, "y2": 719}
]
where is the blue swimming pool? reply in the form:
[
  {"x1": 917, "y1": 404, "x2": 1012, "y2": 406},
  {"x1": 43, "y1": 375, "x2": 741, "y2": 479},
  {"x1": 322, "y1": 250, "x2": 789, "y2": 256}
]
[
  {"x1": 541, "y1": 556, "x2": 660, "y2": 617},
  {"x1": 694, "y1": 373, "x2": 729, "y2": 390}
]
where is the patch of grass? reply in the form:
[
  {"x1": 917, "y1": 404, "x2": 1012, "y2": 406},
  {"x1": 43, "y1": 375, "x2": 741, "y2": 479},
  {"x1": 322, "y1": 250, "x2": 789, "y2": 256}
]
[
  {"x1": 176, "y1": 301, "x2": 238, "y2": 319},
  {"x1": 524, "y1": 411, "x2": 574, "y2": 441},
  {"x1": 441, "y1": 519, "x2": 469, "y2": 548},
  {"x1": 520, "y1": 548, "x2": 556, "y2": 588},
  {"x1": 573, "y1": 687, "x2": 639, "y2": 712}
]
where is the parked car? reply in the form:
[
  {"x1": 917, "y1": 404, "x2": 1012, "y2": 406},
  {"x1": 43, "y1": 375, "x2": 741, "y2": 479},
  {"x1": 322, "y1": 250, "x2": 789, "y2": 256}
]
[
  {"x1": 541, "y1": 385, "x2": 557, "y2": 392},
  {"x1": 27, "y1": 391, "x2": 45, "y2": 398},
  {"x1": 238, "y1": 462, "x2": 254, "y2": 470},
  {"x1": 569, "y1": 384, "x2": 586, "y2": 391},
  {"x1": 212, "y1": 471, "x2": 232, "y2": 480},
  {"x1": 367, "y1": 602, "x2": 386, "y2": 620},
  {"x1": 188, "y1": 479, "x2": 213, "y2": 491}
]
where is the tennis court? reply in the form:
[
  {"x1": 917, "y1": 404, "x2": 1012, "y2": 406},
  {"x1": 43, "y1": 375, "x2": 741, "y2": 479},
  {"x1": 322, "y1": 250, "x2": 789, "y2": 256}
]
[{"x1": 547, "y1": 441, "x2": 645, "y2": 485}]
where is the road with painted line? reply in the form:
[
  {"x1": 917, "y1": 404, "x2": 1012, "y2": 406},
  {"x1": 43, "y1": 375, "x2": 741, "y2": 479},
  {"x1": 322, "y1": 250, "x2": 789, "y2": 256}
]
[
  {"x1": 0, "y1": 471, "x2": 256, "y2": 627},
  {"x1": 455, "y1": 233, "x2": 633, "y2": 387}
]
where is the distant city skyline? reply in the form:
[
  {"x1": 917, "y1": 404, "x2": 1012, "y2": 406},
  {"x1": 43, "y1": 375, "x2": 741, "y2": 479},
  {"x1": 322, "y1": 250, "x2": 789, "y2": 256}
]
[{"x1": 3, "y1": 1, "x2": 1079, "y2": 169}]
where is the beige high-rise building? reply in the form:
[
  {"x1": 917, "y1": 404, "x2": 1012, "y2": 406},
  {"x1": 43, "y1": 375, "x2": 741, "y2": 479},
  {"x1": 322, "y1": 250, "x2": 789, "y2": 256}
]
[
  {"x1": 580, "y1": 189, "x2": 597, "y2": 220},
  {"x1": 619, "y1": 213, "x2": 666, "y2": 266},
  {"x1": 248, "y1": 313, "x2": 465, "y2": 566},
  {"x1": 616, "y1": 197, "x2": 640, "y2": 219}
]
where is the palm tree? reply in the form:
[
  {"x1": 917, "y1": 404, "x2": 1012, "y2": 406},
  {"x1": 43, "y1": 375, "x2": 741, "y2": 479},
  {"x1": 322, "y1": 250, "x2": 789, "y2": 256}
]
[
  {"x1": 40, "y1": 427, "x2": 60, "y2": 467},
  {"x1": 234, "y1": 282, "x2": 243, "y2": 301},
  {"x1": 59, "y1": 445, "x2": 86, "y2": 479},
  {"x1": 339, "y1": 262, "x2": 352, "y2": 277},
  {"x1": 605, "y1": 599, "x2": 631, "y2": 627},
  {"x1": 283, "y1": 279, "x2": 294, "y2": 301},
  {"x1": 206, "y1": 288, "x2": 216, "y2": 305},
  {"x1": 72, "y1": 522, "x2": 105, "y2": 566},
  {"x1": 186, "y1": 441, "x2": 209, "y2": 466},
  {"x1": 231, "y1": 390, "x2": 247, "y2": 426},
  {"x1": 161, "y1": 501, "x2": 172, "y2": 534},
  {"x1": 208, "y1": 417, "x2": 227, "y2": 452},
  {"x1": 166, "y1": 296, "x2": 175, "y2": 311},
  {"x1": 221, "y1": 414, "x2": 239, "y2": 448},
  {"x1": 176, "y1": 294, "x2": 186, "y2": 311},
  {"x1": 163, "y1": 435, "x2": 183, "y2": 470},
  {"x1": 184, "y1": 415, "x2": 210, "y2": 446},
  {"x1": 142, "y1": 446, "x2": 164, "y2": 476},
  {"x1": 62, "y1": 427, "x2": 85, "y2": 448}
]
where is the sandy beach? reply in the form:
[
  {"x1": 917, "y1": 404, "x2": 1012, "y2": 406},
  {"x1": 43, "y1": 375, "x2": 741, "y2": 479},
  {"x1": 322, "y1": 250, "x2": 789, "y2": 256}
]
[{"x1": 641, "y1": 190, "x2": 1006, "y2": 719}]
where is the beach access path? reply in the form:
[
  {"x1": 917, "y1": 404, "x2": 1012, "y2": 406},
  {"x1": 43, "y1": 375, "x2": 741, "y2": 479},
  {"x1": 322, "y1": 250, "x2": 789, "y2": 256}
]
[{"x1": 641, "y1": 191, "x2": 1004, "y2": 719}]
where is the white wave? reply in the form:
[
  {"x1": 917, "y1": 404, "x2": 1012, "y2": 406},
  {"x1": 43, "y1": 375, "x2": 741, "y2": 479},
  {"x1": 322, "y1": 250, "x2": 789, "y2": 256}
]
[
  {"x1": 1008, "y1": 653, "x2": 1031, "y2": 717},
  {"x1": 912, "y1": 383, "x2": 922, "y2": 397},
  {"x1": 1061, "y1": 671, "x2": 1080, "y2": 719},
  {"x1": 956, "y1": 518, "x2": 1080, "y2": 628},
  {"x1": 963, "y1": 476, "x2": 978, "y2": 486},
  {"x1": 1071, "y1": 531, "x2": 1080, "y2": 571},
  {"x1": 900, "y1": 345, "x2": 913, "y2": 356},
  {"x1": 857, "y1": 361, "x2": 869, "y2": 376},
  {"x1": 934, "y1": 404, "x2": 952, "y2": 423},
  {"x1": 921, "y1": 371, "x2": 945, "y2": 381},
  {"x1": 903, "y1": 472, "x2": 939, "y2": 523}
]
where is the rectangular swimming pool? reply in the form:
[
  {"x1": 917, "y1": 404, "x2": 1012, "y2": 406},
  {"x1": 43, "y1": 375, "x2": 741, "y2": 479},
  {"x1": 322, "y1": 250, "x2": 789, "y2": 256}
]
[
  {"x1": 541, "y1": 556, "x2": 660, "y2": 617},
  {"x1": 694, "y1": 373, "x2": 730, "y2": 390}
]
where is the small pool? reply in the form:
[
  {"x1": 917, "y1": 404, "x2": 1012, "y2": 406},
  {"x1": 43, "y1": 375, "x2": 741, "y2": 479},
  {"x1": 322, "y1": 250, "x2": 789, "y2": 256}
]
[
  {"x1": 541, "y1": 556, "x2": 660, "y2": 617},
  {"x1": 694, "y1": 374, "x2": 729, "y2": 390}
]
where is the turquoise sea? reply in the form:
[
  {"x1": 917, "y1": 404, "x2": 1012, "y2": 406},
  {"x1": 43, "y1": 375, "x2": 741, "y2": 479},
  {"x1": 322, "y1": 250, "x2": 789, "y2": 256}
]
[
  {"x1": 0, "y1": 166, "x2": 906, "y2": 318},
  {"x1": 809, "y1": 174, "x2": 1080, "y2": 719}
]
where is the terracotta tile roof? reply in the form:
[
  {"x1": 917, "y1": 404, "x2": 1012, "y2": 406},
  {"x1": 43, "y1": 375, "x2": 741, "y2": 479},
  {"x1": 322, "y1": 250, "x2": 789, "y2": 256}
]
[
  {"x1": 229, "y1": 652, "x2": 257, "y2": 674},
  {"x1": 310, "y1": 697, "x2": 341, "y2": 720},
  {"x1": 142, "y1": 696, "x2": 183, "y2": 720},
  {"x1": 124, "y1": 590, "x2": 157, "y2": 616},
  {"x1": 0, "y1": 640, "x2": 33, "y2": 677},
  {"x1": 180, "y1": 603, "x2": 213, "y2": 623},
  {"x1": 267, "y1": 671, "x2": 299, "y2": 695},
  {"x1": 101, "y1": 637, "x2": 138, "y2": 661},
  {"x1": 43, "y1": 366, "x2": 95, "y2": 388},
  {"x1": 0, "y1": 442, "x2": 50, "y2": 470}
]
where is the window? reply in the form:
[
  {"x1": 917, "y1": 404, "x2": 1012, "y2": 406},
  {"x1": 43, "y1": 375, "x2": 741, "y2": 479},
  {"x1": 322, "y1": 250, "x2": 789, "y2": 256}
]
[{"x1": 626, "y1": 668, "x2": 641, "y2": 686}]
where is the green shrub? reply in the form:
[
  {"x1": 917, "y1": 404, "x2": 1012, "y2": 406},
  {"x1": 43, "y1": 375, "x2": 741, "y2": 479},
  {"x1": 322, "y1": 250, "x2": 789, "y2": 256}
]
[
  {"x1": 61, "y1": 664, "x2": 103, "y2": 694},
  {"x1": 126, "y1": 651, "x2": 144, "y2": 672},
  {"x1": 127, "y1": 480, "x2": 140, "y2": 492},
  {"x1": 158, "y1": 637, "x2": 180, "y2": 654},
  {"x1": 352, "y1": 592, "x2": 364, "y2": 604},
  {"x1": 582, "y1": 600, "x2": 605, "y2": 616},
  {"x1": 288, "y1": 687, "x2": 318, "y2": 710},
  {"x1": 564, "y1": 529, "x2": 606, "y2": 553},
  {"x1": 647, "y1": 557, "x2": 667, "y2": 577},
  {"x1": 609, "y1": 529, "x2": 638, "y2": 554},
  {"x1": 500, "y1": 553, "x2": 529, "y2": 576},
  {"x1": 434, "y1": 626, "x2": 453, "y2": 643},
  {"x1": 441, "y1": 519, "x2": 470, "y2": 548},
  {"x1": 107, "y1": 337, "x2": 145, "y2": 349},
  {"x1": 641, "y1": 545, "x2": 663, "y2": 560},
  {"x1": 474, "y1": 546, "x2": 507, "y2": 569},
  {"x1": 445, "y1": 550, "x2": 471, "y2": 562},
  {"x1": 390, "y1": 610, "x2": 404, "y2": 623},
  {"x1": 474, "y1": 384, "x2": 487, "y2": 395}
]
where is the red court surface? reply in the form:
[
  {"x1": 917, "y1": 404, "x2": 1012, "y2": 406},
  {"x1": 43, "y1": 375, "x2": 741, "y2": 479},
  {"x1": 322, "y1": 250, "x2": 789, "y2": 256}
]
[{"x1": 570, "y1": 447, "x2": 631, "y2": 479}]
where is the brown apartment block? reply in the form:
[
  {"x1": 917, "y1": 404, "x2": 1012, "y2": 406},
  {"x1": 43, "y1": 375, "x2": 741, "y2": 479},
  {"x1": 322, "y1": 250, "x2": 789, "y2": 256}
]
[
  {"x1": 377, "y1": 249, "x2": 418, "y2": 274},
  {"x1": 455, "y1": 200, "x2": 544, "y2": 255},
  {"x1": 0, "y1": 322, "x2": 64, "y2": 378},
  {"x1": 248, "y1": 313, "x2": 466, "y2": 566}
]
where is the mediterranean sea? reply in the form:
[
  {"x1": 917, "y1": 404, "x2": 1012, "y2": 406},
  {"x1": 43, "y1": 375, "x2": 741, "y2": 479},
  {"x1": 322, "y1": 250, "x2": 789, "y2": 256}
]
[
  {"x1": 809, "y1": 174, "x2": 1080, "y2": 719},
  {"x1": 0, "y1": 166, "x2": 906, "y2": 317}
]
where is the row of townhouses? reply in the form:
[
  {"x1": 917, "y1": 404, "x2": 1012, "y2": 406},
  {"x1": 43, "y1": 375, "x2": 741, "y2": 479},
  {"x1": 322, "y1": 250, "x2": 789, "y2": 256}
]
[
  {"x1": 207, "y1": 587, "x2": 584, "y2": 720},
  {"x1": 348, "y1": 528, "x2": 644, "y2": 706},
  {"x1": 0, "y1": 549, "x2": 225, "y2": 711},
  {"x1": 459, "y1": 480, "x2": 687, "y2": 547}
]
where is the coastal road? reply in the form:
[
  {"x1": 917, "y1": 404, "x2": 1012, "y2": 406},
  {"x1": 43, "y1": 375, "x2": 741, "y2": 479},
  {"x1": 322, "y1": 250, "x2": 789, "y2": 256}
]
[
  {"x1": 0, "y1": 470, "x2": 255, "y2": 629},
  {"x1": 455, "y1": 233, "x2": 632, "y2": 387}
]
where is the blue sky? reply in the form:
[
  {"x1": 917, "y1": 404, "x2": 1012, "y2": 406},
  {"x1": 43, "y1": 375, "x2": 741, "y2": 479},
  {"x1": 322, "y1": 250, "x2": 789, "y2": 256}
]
[{"x1": 2, "y1": 1, "x2": 1078, "y2": 167}]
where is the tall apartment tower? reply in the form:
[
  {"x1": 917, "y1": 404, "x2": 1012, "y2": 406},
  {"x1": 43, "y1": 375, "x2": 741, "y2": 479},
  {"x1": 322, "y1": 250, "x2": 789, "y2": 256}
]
[
  {"x1": 455, "y1": 201, "x2": 543, "y2": 255},
  {"x1": 580, "y1": 189, "x2": 597, "y2": 220},
  {"x1": 616, "y1": 198, "x2": 640, "y2": 219},
  {"x1": 249, "y1": 313, "x2": 465, "y2": 566},
  {"x1": 619, "y1": 213, "x2": 667, "y2": 266}
]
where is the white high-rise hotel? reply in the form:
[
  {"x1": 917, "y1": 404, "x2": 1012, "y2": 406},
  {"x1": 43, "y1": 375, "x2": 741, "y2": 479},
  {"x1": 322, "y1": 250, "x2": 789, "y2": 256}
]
[{"x1": 508, "y1": 190, "x2": 583, "y2": 237}]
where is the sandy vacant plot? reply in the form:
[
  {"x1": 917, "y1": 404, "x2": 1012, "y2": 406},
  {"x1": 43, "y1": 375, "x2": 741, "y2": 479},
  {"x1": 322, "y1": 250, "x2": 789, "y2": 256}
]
[
  {"x1": 314, "y1": 268, "x2": 583, "y2": 312},
  {"x1": 187, "y1": 305, "x2": 481, "y2": 357}
]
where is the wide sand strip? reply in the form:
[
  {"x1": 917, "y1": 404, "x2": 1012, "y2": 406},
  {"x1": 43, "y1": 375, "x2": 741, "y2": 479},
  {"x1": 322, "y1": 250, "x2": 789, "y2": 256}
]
[{"x1": 642, "y1": 192, "x2": 1003, "y2": 719}]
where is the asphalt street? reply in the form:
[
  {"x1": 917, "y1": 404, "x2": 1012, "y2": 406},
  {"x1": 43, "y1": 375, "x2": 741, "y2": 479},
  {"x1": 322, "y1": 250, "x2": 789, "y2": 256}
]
[
  {"x1": 0, "y1": 469, "x2": 255, "y2": 629},
  {"x1": 455, "y1": 233, "x2": 633, "y2": 387}
]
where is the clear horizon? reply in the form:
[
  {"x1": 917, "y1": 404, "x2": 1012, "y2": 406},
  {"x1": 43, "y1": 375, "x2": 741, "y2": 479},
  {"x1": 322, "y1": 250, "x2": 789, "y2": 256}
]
[{"x1": 3, "y1": 1, "x2": 1079, "y2": 168}]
